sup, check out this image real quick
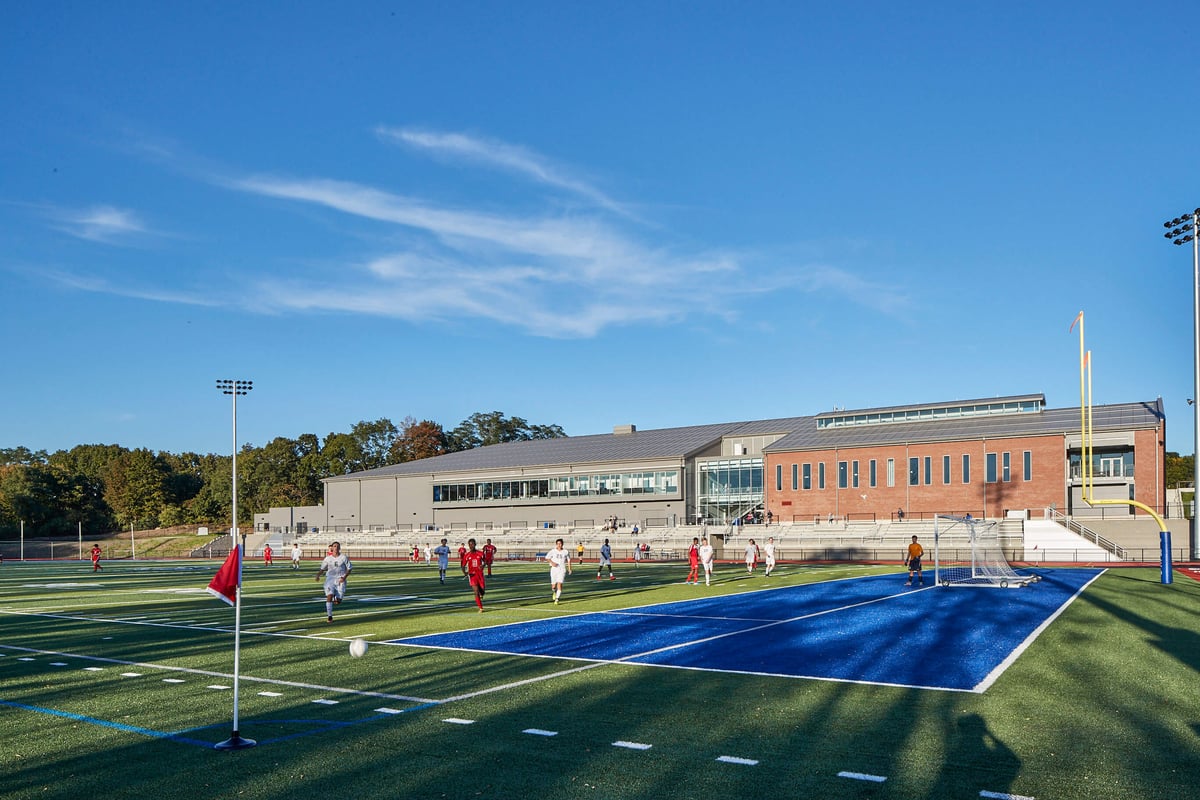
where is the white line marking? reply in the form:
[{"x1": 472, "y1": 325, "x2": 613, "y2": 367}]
[
  {"x1": 980, "y1": 791, "x2": 1035, "y2": 799},
  {"x1": 257, "y1": 691, "x2": 282, "y2": 697},
  {"x1": 443, "y1": 718, "x2": 475, "y2": 725},
  {"x1": 716, "y1": 756, "x2": 758, "y2": 765},
  {"x1": 162, "y1": 678, "x2": 185, "y2": 683},
  {"x1": 312, "y1": 699, "x2": 339, "y2": 705},
  {"x1": 838, "y1": 771, "x2": 886, "y2": 783},
  {"x1": 50, "y1": 662, "x2": 69, "y2": 666},
  {"x1": 18, "y1": 657, "x2": 35, "y2": 661},
  {"x1": 613, "y1": 741, "x2": 652, "y2": 750},
  {"x1": 84, "y1": 666, "x2": 104, "y2": 671},
  {"x1": 121, "y1": 672, "x2": 141, "y2": 677},
  {"x1": 375, "y1": 707, "x2": 403, "y2": 714},
  {"x1": 207, "y1": 685, "x2": 230, "y2": 690},
  {"x1": 523, "y1": 728, "x2": 557, "y2": 736}
]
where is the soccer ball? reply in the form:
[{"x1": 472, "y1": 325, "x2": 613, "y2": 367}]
[{"x1": 349, "y1": 638, "x2": 368, "y2": 658}]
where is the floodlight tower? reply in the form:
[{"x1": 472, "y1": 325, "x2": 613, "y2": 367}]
[{"x1": 1163, "y1": 208, "x2": 1200, "y2": 561}]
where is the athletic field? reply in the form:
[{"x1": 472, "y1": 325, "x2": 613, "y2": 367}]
[{"x1": 1, "y1": 557, "x2": 1197, "y2": 799}]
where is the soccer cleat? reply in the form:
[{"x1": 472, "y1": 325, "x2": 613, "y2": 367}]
[
  {"x1": 609, "y1": 575, "x2": 615, "y2": 580},
  {"x1": 596, "y1": 575, "x2": 601, "y2": 580},
  {"x1": 327, "y1": 616, "x2": 333, "y2": 623},
  {"x1": 905, "y1": 581, "x2": 912, "y2": 586}
]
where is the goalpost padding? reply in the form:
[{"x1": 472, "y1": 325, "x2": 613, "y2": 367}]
[{"x1": 934, "y1": 515, "x2": 1037, "y2": 588}]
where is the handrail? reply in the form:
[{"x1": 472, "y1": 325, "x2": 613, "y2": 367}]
[{"x1": 1044, "y1": 508, "x2": 1128, "y2": 560}]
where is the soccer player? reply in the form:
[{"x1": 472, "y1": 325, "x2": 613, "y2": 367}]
[
  {"x1": 686, "y1": 537, "x2": 700, "y2": 584},
  {"x1": 576, "y1": 542, "x2": 585, "y2": 564},
  {"x1": 744, "y1": 539, "x2": 758, "y2": 574},
  {"x1": 463, "y1": 538, "x2": 486, "y2": 612},
  {"x1": 315, "y1": 541, "x2": 352, "y2": 623},
  {"x1": 457, "y1": 543, "x2": 468, "y2": 578},
  {"x1": 597, "y1": 538, "x2": 614, "y2": 580},
  {"x1": 763, "y1": 537, "x2": 777, "y2": 577},
  {"x1": 90, "y1": 544, "x2": 102, "y2": 572},
  {"x1": 482, "y1": 538, "x2": 497, "y2": 576},
  {"x1": 263, "y1": 544, "x2": 273, "y2": 566},
  {"x1": 545, "y1": 538, "x2": 571, "y2": 604},
  {"x1": 433, "y1": 538, "x2": 451, "y2": 584},
  {"x1": 698, "y1": 537, "x2": 715, "y2": 585},
  {"x1": 290, "y1": 542, "x2": 302, "y2": 570},
  {"x1": 906, "y1": 535, "x2": 925, "y2": 586}
]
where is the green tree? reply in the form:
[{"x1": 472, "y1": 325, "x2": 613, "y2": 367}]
[
  {"x1": 1166, "y1": 451, "x2": 1194, "y2": 488},
  {"x1": 448, "y1": 411, "x2": 568, "y2": 451},
  {"x1": 103, "y1": 449, "x2": 169, "y2": 529},
  {"x1": 351, "y1": 418, "x2": 399, "y2": 470}
]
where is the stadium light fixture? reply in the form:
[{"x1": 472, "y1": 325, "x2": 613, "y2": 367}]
[
  {"x1": 1163, "y1": 208, "x2": 1200, "y2": 561},
  {"x1": 214, "y1": 379, "x2": 255, "y2": 750}
]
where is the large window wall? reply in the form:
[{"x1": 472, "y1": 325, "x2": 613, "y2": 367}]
[
  {"x1": 433, "y1": 469, "x2": 680, "y2": 504},
  {"x1": 698, "y1": 457, "x2": 763, "y2": 522}
]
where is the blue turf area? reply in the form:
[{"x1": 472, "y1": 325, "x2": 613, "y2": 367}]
[{"x1": 394, "y1": 568, "x2": 1103, "y2": 692}]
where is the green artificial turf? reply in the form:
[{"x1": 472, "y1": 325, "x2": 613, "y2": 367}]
[{"x1": 1, "y1": 559, "x2": 1197, "y2": 799}]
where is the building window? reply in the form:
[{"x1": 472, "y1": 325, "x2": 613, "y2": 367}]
[
  {"x1": 791, "y1": 463, "x2": 798, "y2": 491},
  {"x1": 838, "y1": 461, "x2": 848, "y2": 489},
  {"x1": 818, "y1": 462, "x2": 826, "y2": 490},
  {"x1": 986, "y1": 452, "x2": 998, "y2": 483},
  {"x1": 908, "y1": 457, "x2": 919, "y2": 486},
  {"x1": 1002, "y1": 452, "x2": 1011, "y2": 482},
  {"x1": 803, "y1": 463, "x2": 812, "y2": 490},
  {"x1": 852, "y1": 460, "x2": 860, "y2": 489},
  {"x1": 962, "y1": 454, "x2": 970, "y2": 484},
  {"x1": 886, "y1": 458, "x2": 895, "y2": 487},
  {"x1": 1023, "y1": 450, "x2": 1032, "y2": 481},
  {"x1": 943, "y1": 454, "x2": 951, "y2": 485},
  {"x1": 869, "y1": 459, "x2": 877, "y2": 488},
  {"x1": 776, "y1": 464, "x2": 783, "y2": 491},
  {"x1": 923, "y1": 456, "x2": 932, "y2": 485}
]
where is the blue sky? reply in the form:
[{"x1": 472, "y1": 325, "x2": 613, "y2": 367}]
[{"x1": 2, "y1": 2, "x2": 1197, "y2": 457}]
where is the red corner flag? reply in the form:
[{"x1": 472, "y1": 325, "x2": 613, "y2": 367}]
[{"x1": 206, "y1": 546, "x2": 242, "y2": 606}]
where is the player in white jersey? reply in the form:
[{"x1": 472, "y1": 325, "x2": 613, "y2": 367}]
[
  {"x1": 763, "y1": 537, "x2": 777, "y2": 577},
  {"x1": 290, "y1": 543, "x2": 302, "y2": 570},
  {"x1": 698, "y1": 537, "x2": 715, "y2": 586},
  {"x1": 545, "y1": 538, "x2": 571, "y2": 604},
  {"x1": 744, "y1": 539, "x2": 759, "y2": 574},
  {"x1": 315, "y1": 541, "x2": 352, "y2": 623}
]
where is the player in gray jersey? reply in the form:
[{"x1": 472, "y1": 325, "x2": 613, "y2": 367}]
[{"x1": 315, "y1": 541, "x2": 352, "y2": 623}]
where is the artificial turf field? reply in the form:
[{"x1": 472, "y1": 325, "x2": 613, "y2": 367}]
[{"x1": 1, "y1": 557, "x2": 1198, "y2": 800}]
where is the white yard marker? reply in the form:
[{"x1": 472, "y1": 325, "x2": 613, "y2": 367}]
[
  {"x1": 838, "y1": 771, "x2": 887, "y2": 783},
  {"x1": 312, "y1": 698, "x2": 339, "y2": 705},
  {"x1": 121, "y1": 672, "x2": 141, "y2": 677},
  {"x1": 50, "y1": 662, "x2": 69, "y2": 666},
  {"x1": 207, "y1": 685, "x2": 230, "y2": 690},
  {"x1": 375, "y1": 707, "x2": 404, "y2": 714},
  {"x1": 980, "y1": 791, "x2": 1035, "y2": 800},
  {"x1": 18, "y1": 657, "x2": 35, "y2": 661},
  {"x1": 613, "y1": 741, "x2": 652, "y2": 750},
  {"x1": 162, "y1": 678, "x2": 185, "y2": 684},
  {"x1": 716, "y1": 756, "x2": 759, "y2": 766},
  {"x1": 257, "y1": 691, "x2": 283, "y2": 697},
  {"x1": 523, "y1": 728, "x2": 558, "y2": 737},
  {"x1": 84, "y1": 667, "x2": 104, "y2": 671},
  {"x1": 443, "y1": 718, "x2": 475, "y2": 725}
]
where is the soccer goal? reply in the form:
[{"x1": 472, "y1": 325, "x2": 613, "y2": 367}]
[{"x1": 933, "y1": 515, "x2": 1038, "y2": 588}]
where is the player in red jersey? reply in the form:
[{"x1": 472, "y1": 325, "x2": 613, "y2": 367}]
[
  {"x1": 90, "y1": 544, "x2": 103, "y2": 572},
  {"x1": 462, "y1": 538, "x2": 486, "y2": 612},
  {"x1": 263, "y1": 544, "x2": 273, "y2": 566},
  {"x1": 686, "y1": 537, "x2": 700, "y2": 584},
  {"x1": 482, "y1": 538, "x2": 497, "y2": 576},
  {"x1": 457, "y1": 543, "x2": 468, "y2": 578}
]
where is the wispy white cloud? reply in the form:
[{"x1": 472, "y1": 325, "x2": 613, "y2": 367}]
[
  {"x1": 376, "y1": 126, "x2": 633, "y2": 217},
  {"x1": 50, "y1": 204, "x2": 150, "y2": 244}
]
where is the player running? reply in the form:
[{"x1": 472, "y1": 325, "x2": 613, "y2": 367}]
[
  {"x1": 90, "y1": 544, "x2": 103, "y2": 572},
  {"x1": 905, "y1": 535, "x2": 925, "y2": 586},
  {"x1": 744, "y1": 539, "x2": 758, "y2": 574},
  {"x1": 433, "y1": 538, "x2": 451, "y2": 583},
  {"x1": 763, "y1": 536, "x2": 777, "y2": 577},
  {"x1": 686, "y1": 537, "x2": 700, "y2": 584},
  {"x1": 315, "y1": 541, "x2": 352, "y2": 623},
  {"x1": 482, "y1": 538, "x2": 497, "y2": 576},
  {"x1": 463, "y1": 538, "x2": 486, "y2": 612},
  {"x1": 545, "y1": 538, "x2": 571, "y2": 604}
]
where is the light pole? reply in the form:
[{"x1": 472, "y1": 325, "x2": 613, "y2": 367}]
[
  {"x1": 214, "y1": 378, "x2": 253, "y2": 751},
  {"x1": 1164, "y1": 207, "x2": 1200, "y2": 561}
]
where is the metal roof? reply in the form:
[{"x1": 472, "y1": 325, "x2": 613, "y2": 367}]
[{"x1": 325, "y1": 399, "x2": 1162, "y2": 482}]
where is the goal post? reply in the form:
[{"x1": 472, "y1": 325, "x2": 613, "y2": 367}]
[{"x1": 933, "y1": 514, "x2": 1037, "y2": 588}]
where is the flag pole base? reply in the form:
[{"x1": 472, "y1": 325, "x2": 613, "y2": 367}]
[{"x1": 214, "y1": 731, "x2": 257, "y2": 750}]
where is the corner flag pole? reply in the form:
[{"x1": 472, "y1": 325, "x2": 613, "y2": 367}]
[{"x1": 215, "y1": 379, "x2": 256, "y2": 750}]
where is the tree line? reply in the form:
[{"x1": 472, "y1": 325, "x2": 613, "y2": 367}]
[{"x1": 0, "y1": 412, "x2": 565, "y2": 538}]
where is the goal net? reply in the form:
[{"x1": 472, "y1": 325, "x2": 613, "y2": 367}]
[{"x1": 933, "y1": 515, "x2": 1036, "y2": 588}]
